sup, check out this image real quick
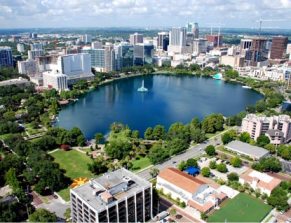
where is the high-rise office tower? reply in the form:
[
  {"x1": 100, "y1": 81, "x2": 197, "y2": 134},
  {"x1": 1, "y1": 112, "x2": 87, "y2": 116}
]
[
  {"x1": 157, "y1": 32, "x2": 169, "y2": 51},
  {"x1": 133, "y1": 43, "x2": 154, "y2": 66},
  {"x1": 91, "y1": 41, "x2": 102, "y2": 49},
  {"x1": 81, "y1": 34, "x2": 92, "y2": 44},
  {"x1": 0, "y1": 47, "x2": 13, "y2": 67},
  {"x1": 114, "y1": 42, "x2": 134, "y2": 70},
  {"x1": 104, "y1": 43, "x2": 115, "y2": 72},
  {"x1": 270, "y1": 36, "x2": 288, "y2": 60},
  {"x1": 168, "y1": 27, "x2": 187, "y2": 53},
  {"x1": 129, "y1": 33, "x2": 144, "y2": 45},
  {"x1": 206, "y1": 35, "x2": 223, "y2": 48},
  {"x1": 193, "y1": 23, "x2": 199, "y2": 38},
  {"x1": 70, "y1": 168, "x2": 153, "y2": 223}
]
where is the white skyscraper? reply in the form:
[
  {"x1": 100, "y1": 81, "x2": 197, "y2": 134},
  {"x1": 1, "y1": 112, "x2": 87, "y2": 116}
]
[
  {"x1": 43, "y1": 71, "x2": 68, "y2": 91},
  {"x1": 81, "y1": 34, "x2": 92, "y2": 44},
  {"x1": 104, "y1": 43, "x2": 115, "y2": 73},
  {"x1": 168, "y1": 27, "x2": 187, "y2": 54}
]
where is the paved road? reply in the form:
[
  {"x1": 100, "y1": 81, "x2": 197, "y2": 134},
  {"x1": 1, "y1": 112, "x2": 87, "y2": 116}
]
[{"x1": 137, "y1": 136, "x2": 223, "y2": 180}]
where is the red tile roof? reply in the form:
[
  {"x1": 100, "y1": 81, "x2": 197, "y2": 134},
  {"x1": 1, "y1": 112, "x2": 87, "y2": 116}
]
[{"x1": 158, "y1": 167, "x2": 206, "y2": 194}]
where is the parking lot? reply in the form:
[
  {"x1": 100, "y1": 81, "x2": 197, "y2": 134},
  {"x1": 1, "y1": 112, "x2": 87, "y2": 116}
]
[{"x1": 198, "y1": 157, "x2": 248, "y2": 181}]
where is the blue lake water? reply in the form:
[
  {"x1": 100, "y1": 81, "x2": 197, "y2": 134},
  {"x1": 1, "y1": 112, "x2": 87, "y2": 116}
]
[{"x1": 56, "y1": 74, "x2": 263, "y2": 139}]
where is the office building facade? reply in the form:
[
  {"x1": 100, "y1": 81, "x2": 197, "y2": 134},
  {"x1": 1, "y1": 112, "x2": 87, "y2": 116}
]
[
  {"x1": 104, "y1": 43, "x2": 115, "y2": 72},
  {"x1": 157, "y1": 32, "x2": 169, "y2": 51},
  {"x1": 270, "y1": 36, "x2": 288, "y2": 60},
  {"x1": 43, "y1": 71, "x2": 68, "y2": 91},
  {"x1": 70, "y1": 168, "x2": 153, "y2": 223},
  {"x1": 168, "y1": 27, "x2": 187, "y2": 53},
  {"x1": 17, "y1": 43, "x2": 25, "y2": 53},
  {"x1": 115, "y1": 42, "x2": 134, "y2": 70},
  {"x1": 206, "y1": 35, "x2": 223, "y2": 48},
  {"x1": 129, "y1": 33, "x2": 143, "y2": 45},
  {"x1": 17, "y1": 60, "x2": 38, "y2": 76},
  {"x1": 134, "y1": 43, "x2": 154, "y2": 66},
  {"x1": 0, "y1": 47, "x2": 13, "y2": 67}
]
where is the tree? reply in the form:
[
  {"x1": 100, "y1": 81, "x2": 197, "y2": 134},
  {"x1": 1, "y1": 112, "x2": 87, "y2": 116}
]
[
  {"x1": 256, "y1": 135, "x2": 270, "y2": 147},
  {"x1": 190, "y1": 128, "x2": 206, "y2": 143},
  {"x1": 252, "y1": 157, "x2": 281, "y2": 172},
  {"x1": 221, "y1": 132, "x2": 234, "y2": 145},
  {"x1": 227, "y1": 172, "x2": 239, "y2": 181},
  {"x1": 131, "y1": 130, "x2": 139, "y2": 139},
  {"x1": 186, "y1": 158, "x2": 198, "y2": 167},
  {"x1": 178, "y1": 161, "x2": 187, "y2": 171},
  {"x1": 169, "y1": 208, "x2": 176, "y2": 216},
  {"x1": 216, "y1": 163, "x2": 228, "y2": 173},
  {"x1": 205, "y1": 145, "x2": 216, "y2": 156},
  {"x1": 202, "y1": 113, "x2": 224, "y2": 133},
  {"x1": 95, "y1": 133, "x2": 104, "y2": 145},
  {"x1": 144, "y1": 127, "x2": 153, "y2": 140},
  {"x1": 5, "y1": 168, "x2": 21, "y2": 192},
  {"x1": 105, "y1": 140, "x2": 132, "y2": 160},
  {"x1": 149, "y1": 168, "x2": 159, "y2": 178},
  {"x1": 152, "y1": 125, "x2": 166, "y2": 140},
  {"x1": 255, "y1": 100, "x2": 267, "y2": 112},
  {"x1": 166, "y1": 138, "x2": 188, "y2": 156},
  {"x1": 230, "y1": 156, "x2": 242, "y2": 168},
  {"x1": 239, "y1": 132, "x2": 251, "y2": 143},
  {"x1": 267, "y1": 187, "x2": 289, "y2": 211},
  {"x1": 209, "y1": 160, "x2": 217, "y2": 169},
  {"x1": 88, "y1": 156, "x2": 108, "y2": 174},
  {"x1": 167, "y1": 122, "x2": 190, "y2": 142},
  {"x1": 28, "y1": 209, "x2": 57, "y2": 222},
  {"x1": 201, "y1": 167, "x2": 211, "y2": 177},
  {"x1": 148, "y1": 144, "x2": 169, "y2": 164}
]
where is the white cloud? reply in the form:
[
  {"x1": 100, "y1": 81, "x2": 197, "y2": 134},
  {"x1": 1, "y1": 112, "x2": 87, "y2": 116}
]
[{"x1": 0, "y1": 0, "x2": 290, "y2": 28}]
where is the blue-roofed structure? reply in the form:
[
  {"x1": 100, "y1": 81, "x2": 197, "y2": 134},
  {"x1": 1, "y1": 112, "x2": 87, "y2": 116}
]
[{"x1": 185, "y1": 166, "x2": 200, "y2": 176}]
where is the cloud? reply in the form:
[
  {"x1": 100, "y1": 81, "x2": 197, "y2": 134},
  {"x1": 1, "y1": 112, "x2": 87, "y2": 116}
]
[{"x1": 0, "y1": 0, "x2": 290, "y2": 28}]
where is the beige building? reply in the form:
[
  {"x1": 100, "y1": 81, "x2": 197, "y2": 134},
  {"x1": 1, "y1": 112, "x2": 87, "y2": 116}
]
[{"x1": 241, "y1": 114, "x2": 291, "y2": 144}]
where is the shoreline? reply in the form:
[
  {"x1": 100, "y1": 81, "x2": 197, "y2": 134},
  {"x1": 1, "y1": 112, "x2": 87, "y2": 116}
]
[{"x1": 55, "y1": 71, "x2": 265, "y2": 140}]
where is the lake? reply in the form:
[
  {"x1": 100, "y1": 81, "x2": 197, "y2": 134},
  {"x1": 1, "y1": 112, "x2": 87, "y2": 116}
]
[{"x1": 56, "y1": 74, "x2": 263, "y2": 139}]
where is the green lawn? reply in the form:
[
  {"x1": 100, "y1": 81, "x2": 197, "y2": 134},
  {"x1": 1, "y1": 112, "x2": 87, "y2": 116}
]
[
  {"x1": 51, "y1": 150, "x2": 95, "y2": 201},
  {"x1": 208, "y1": 193, "x2": 272, "y2": 223},
  {"x1": 131, "y1": 157, "x2": 152, "y2": 171},
  {"x1": 51, "y1": 149, "x2": 94, "y2": 179}
]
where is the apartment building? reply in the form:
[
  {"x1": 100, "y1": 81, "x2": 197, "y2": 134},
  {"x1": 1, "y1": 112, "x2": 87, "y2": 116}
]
[
  {"x1": 241, "y1": 114, "x2": 291, "y2": 144},
  {"x1": 70, "y1": 168, "x2": 153, "y2": 223}
]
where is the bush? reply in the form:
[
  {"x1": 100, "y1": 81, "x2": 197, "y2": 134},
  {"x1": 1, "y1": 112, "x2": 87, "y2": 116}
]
[
  {"x1": 216, "y1": 163, "x2": 228, "y2": 173},
  {"x1": 230, "y1": 156, "x2": 242, "y2": 168},
  {"x1": 205, "y1": 145, "x2": 216, "y2": 156},
  {"x1": 209, "y1": 160, "x2": 217, "y2": 169},
  {"x1": 227, "y1": 172, "x2": 239, "y2": 181},
  {"x1": 201, "y1": 167, "x2": 211, "y2": 177}
]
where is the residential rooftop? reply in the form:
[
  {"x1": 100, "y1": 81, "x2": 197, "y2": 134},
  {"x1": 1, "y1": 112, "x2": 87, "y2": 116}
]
[
  {"x1": 71, "y1": 168, "x2": 151, "y2": 212},
  {"x1": 225, "y1": 140, "x2": 269, "y2": 160}
]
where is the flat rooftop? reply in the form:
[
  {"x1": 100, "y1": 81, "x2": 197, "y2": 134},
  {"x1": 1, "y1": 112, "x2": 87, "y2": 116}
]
[
  {"x1": 71, "y1": 168, "x2": 151, "y2": 212},
  {"x1": 225, "y1": 140, "x2": 269, "y2": 159}
]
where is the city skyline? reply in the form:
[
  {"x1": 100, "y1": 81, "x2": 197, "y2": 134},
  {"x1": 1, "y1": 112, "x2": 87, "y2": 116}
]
[{"x1": 1, "y1": 0, "x2": 291, "y2": 29}]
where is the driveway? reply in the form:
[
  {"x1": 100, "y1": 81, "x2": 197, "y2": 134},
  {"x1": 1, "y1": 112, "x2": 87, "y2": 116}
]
[{"x1": 37, "y1": 196, "x2": 70, "y2": 219}]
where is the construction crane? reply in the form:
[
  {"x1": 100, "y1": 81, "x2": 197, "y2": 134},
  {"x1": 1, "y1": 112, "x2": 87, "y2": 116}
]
[{"x1": 256, "y1": 19, "x2": 285, "y2": 37}]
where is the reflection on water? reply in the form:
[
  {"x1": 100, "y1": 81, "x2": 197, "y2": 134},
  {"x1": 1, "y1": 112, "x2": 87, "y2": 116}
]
[{"x1": 56, "y1": 74, "x2": 263, "y2": 139}]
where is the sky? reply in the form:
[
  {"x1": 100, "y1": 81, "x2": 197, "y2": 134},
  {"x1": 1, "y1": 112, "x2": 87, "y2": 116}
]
[{"x1": 0, "y1": 0, "x2": 291, "y2": 29}]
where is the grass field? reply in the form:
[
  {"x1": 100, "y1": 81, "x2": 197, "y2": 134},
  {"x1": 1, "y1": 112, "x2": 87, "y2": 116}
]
[
  {"x1": 51, "y1": 149, "x2": 94, "y2": 201},
  {"x1": 131, "y1": 157, "x2": 152, "y2": 171},
  {"x1": 208, "y1": 193, "x2": 272, "y2": 223}
]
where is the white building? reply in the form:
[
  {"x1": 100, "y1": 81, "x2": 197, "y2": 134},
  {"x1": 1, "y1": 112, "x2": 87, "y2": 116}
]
[
  {"x1": 17, "y1": 60, "x2": 38, "y2": 76},
  {"x1": 168, "y1": 27, "x2": 187, "y2": 54},
  {"x1": 91, "y1": 41, "x2": 102, "y2": 49},
  {"x1": 30, "y1": 43, "x2": 43, "y2": 50},
  {"x1": 17, "y1": 43, "x2": 25, "y2": 53},
  {"x1": 239, "y1": 169, "x2": 281, "y2": 196},
  {"x1": 28, "y1": 49, "x2": 44, "y2": 60},
  {"x1": 157, "y1": 168, "x2": 227, "y2": 214},
  {"x1": 57, "y1": 53, "x2": 94, "y2": 84},
  {"x1": 43, "y1": 70, "x2": 68, "y2": 91},
  {"x1": 81, "y1": 34, "x2": 92, "y2": 44},
  {"x1": 104, "y1": 43, "x2": 115, "y2": 72}
]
